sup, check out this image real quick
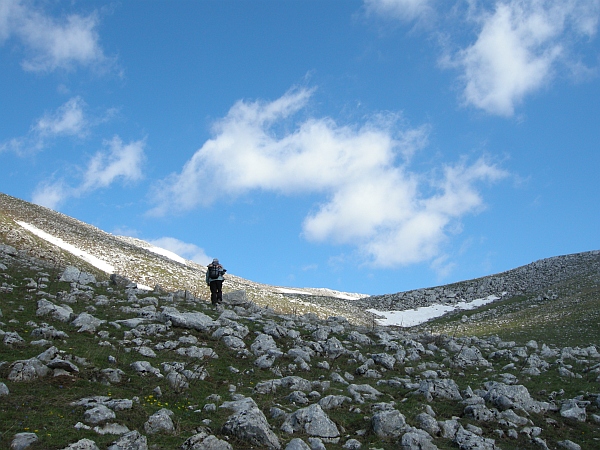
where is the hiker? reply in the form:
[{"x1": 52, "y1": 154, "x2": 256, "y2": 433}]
[{"x1": 206, "y1": 258, "x2": 226, "y2": 305}]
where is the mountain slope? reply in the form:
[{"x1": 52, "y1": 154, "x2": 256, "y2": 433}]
[
  {"x1": 1, "y1": 191, "x2": 599, "y2": 335},
  {"x1": 1, "y1": 208, "x2": 600, "y2": 450},
  {"x1": 0, "y1": 192, "x2": 371, "y2": 324}
]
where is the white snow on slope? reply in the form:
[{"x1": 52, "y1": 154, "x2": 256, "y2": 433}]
[
  {"x1": 367, "y1": 295, "x2": 500, "y2": 327},
  {"x1": 276, "y1": 287, "x2": 368, "y2": 301},
  {"x1": 17, "y1": 221, "x2": 115, "y2": 274},
  {"x1": 145, "y1": 245, "x2": 187, "y2": 265}
]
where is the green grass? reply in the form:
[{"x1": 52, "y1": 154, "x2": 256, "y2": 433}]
[{"x1": 1, "y1": 243, "x2": 600, "y2": 449}]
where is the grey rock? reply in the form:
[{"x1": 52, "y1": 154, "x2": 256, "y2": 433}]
[
  {"x1": 318, "y1": 395, "x2": 352, "y2": 410},
  {"x1": 70, "y1": 396, "x2": 133, "y2": 411},
  {"x1": 60, "y1": 439, "x2": 101, "y2": 450},
  {"x1": 181, "y1": 432, "x2": 233, "y2": 450},
  {"x1": 212, "y1": 322, "x2": 249, "y2": 339},
  {"x1": 307, "y1": 437, "x2": 326, "y2": 450},
  {"x1": 347, "y1": 331, "x2": 373, "y2": 346},
  {"x1": 288, "y1": 390, "x2": 309, "y2": 405},
  {"x1": 93, "y1": 423, "x2": 130, "y2": 435},
  {"x1": 453, "y1": 346, "x2": 491, "y2": 368},
  {"x1": 499, "y1": 409, "x2": 529, "y2": 426},
  {"x1": 401, "y1": 429, "x2": 438, "y2": 450},
  {"x1": 106, "y1": 430, "x2": 148, "y2": 450},
  {"x1": 342, "y1": 438, "x2": 362, "y2": 449},
  {"x1": 288, "y1": 347, "x2": 312, "y2": 363},
  {"x1": 221, "y1": 335, "x2": 246, "y2": 349},
  {"x1": 331, "y1": 372, "x2": 349, "y2": 385},
  {"x1": 30, "y1": 325, "x2": 69, "y2": 340},
  {"x1": 144, "y1": 408, "x2": 174, "y2": 434},
  {"x1": 3, "y1": 331, "x2": 25, "y2": 347},
  {"x1": 10, "y1": 432, "x2": 39, "y2": 450},
  {"x1": 454, "y1": 426, "x2": 499, "y2": 449},
  {"x1": 438, "y1": 419, "x2": 461, "y2": 439},
  {"x1": 322, "y1": 337, "x2": 346, "y2": 359},
  {"x1": 415, "y1": 412, "x2": 440, "y2": 436},
  {"x1": 347, "y1": 383, "x2": 383, "y2": 403},
  {"x1": 263, "y1": 322, "x2": 291, "y2": 339},
  {"x1": 0, "y1": 382, "x2": 9, "y2": 395},
  {"x1": 47, "y1": 358, "x2": 80, "y2": 373},
  {"x1": 286, "y1": 438, "x2": 312, "y2": 450},
  {"x1": 417, "y1": 379, "x2": 462, "y2": 402},
  {"x1": 60, "y1": 266, "x2": 96, "y2": 285},
  {"x1": 72, "y1": 312, "x2": 106, "y2": 332},
  {"x1": 100, "y1": 368, "x2": 125, "y2": 384},
  {"x1": 8, "y1": 358, "x2": 49, "y2": 382},
  {"x1": 464, "y1": 404, "x2": 498, "y2": 422},
  {"x1": 312, "y1": 327, "x2": 330, "y2": 342},
  {"x1": 36, "y1": 299, "x2": 74, "y2": 322},
  {"x1": 222, "y1": 289, "x2": 248, "y2": 305},
  {"x1": 560, "y1": 399, "x2": 587, "y2": 422},
  {"x1": 557, "y1": 440, "x2": 581, "y2": 450},
  {"x1": 371, "y1": 352, "x2": 396, "y2": 370},
  {"x1": 532, "y1": 437, "x2": 550, "y2": 450},
  {"x1": 84, "y1": 404, "x2": 116, "y2": 424},
  {"x1": 251, "y1": 333, "x2": 279, "y2": 356},
  {"x1": 36, "y1": 345, "x2": 60, "y2": 363},
  {"x1": 483, "y1": 382, "x2": 550, "y2": 413},
  {"x1": 281, "y1": 404, "x2": 340, "y2": 442},
  {"x1": 255, "y1": 352, "x2": 280, "y2": 369},
  {"x1": 159, "y1": 307, "x2": 217, "y2": 332},
  {"x1": 371, "y1": 409, "x2": 408, "y2": 439},
  {"x1": 176, "y1": 346, "x2": 217, "y2": 359},
  {"x1": 221, "y1": 397, "x2": 281, "y2": 449},
  {"x1": 130, "y1": 361, "x2": 162, "y2": 377}
]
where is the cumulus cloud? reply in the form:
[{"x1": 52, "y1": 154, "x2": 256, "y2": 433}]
[
  {"x1": 446, "y1": 0, "x2": 600, "y2": 115},
  {"x1": 364, "y1": 0, "x2": 434, "y2": 23},
  {"x1": 0, "y1": 0, "x2": 111, "y2": 72},
  {"x1": 34, "y1": 96, "x2": 89, "y2": 138},
  {"x1": 32, "y1": 136, "x2": 146, "y2": 210},
  {"x1": 150, "y1": 88, "x2": 507, "y2": 268},
  {"x1": 1, "y1": 96, "x2": 121, "y2": 156},
  {"x1": 80, "y1": 136, "x2": 145, "y2": 191},
  {"x1": 31, "y1": 179, "x2": 69, "y2": 211},
  {"x1": 1, "y1": 96, "x2": 89, "y2": 155}
]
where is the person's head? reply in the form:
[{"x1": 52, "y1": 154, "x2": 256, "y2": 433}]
[{"x1": 212, "y1": 258, "x2": 219, "y2": 265}]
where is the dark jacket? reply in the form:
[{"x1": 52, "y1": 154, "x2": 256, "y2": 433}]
[{"x1": 206, "y1": 263, "x2": 225, "y2": 285}]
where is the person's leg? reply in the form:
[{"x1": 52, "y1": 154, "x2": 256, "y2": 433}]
[
  {"x1": 209, "y1": 281, "x2": 218, "y2": 304},
  {"x1": 216, "y1": 280, "x2": 223, "y2": 303}
]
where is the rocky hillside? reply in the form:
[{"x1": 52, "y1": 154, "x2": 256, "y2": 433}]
[
  {"x1": 358, "y1": 251, "x2": 600, "y2": 312},
  {"x1": 2, "y1": 192, "x2": 599, "y2": 332},
  {"x1": 0, "y1": 193, "x2": 371, "y2": 325},
  {"x1": 1, "y1": 240, "x2": 600, "y2": 450},
  {"x1": 1, "y1": 192, "x2": 600, "y2": 450}
]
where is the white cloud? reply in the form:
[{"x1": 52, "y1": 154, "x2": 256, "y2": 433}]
[
  {"x1": 364, "y1": 0, "x2": 434, "y2": 23},
  {"x1": 148, "y1": 237, "x2": 211, "y2": 266},
  {"x1": 0, "y1": 0, "x2": 110, "y2": 72},
  {"x1": 446, "y1": 0, "x2": 600, "y2": 116},
  {"x1": 31, "y1": 179, "x2": 69, "y2": 210},
  {"x1": 34, "y1": 96, "x2": 88, "y2": 138},
  {"x1": 1, "y1": 96, "x2": 88, "y2": 155},
  {"x1": 81, "y1": 136, "x2": 145, "y2": 191},
  {"x1": 150, "y1": 87, "x2": 507, "y2": 268},
  {"x1": 32, "y1": 136, "x2": 146, "y2": 210}
]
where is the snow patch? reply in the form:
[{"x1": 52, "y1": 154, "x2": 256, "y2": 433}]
[
  {"x1": 145, "y1": 245, "x2": 187, "y2": 265},
  {"x1": 276, "y1": 287, "x2": 367, "y2": 300},
  {"x1": 367, "y1": 295, "x2": 500, "y2": 327},
  {"x1": 16, "y1": 221, "x2": 115, "y2": 274}
]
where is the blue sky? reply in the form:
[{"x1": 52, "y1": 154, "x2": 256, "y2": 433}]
[{"x1": 1, "y1": 0, "x2": 599, "y2": 295}]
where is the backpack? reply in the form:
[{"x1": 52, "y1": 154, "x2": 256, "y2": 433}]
[{"x1": 208, "y1": 264, "x2": 221, "y2": 279}]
